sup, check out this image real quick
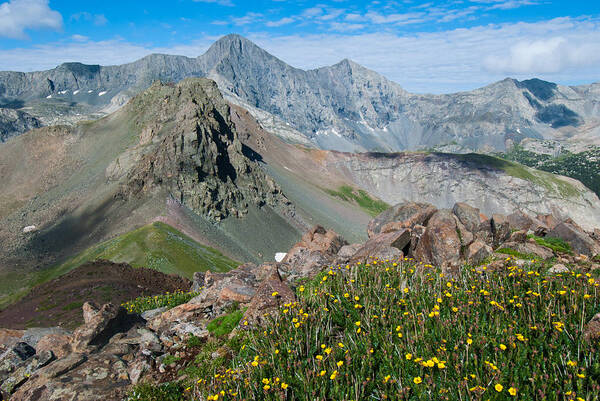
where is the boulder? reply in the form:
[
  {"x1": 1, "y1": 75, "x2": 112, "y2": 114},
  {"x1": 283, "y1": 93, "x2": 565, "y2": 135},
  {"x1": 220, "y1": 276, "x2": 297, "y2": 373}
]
[
  {"x1": 350, "y1": 229, "x2": 411, "y2": 264},
  {"x1": 0, "y1": 329, "x2": 24, "y2": 353},
  {"x1": 0, "y1": 350, "x2": 55, "y2": 395},
  {"x1": 35, "y1": 334, "x2": 72, "y2": 359},
  {"x1": 71, "y1": 302, "x2": 143, "y2": 352},
  {"x1": 507, "y1": 230, "x2": 528, "y2": 243},
  {"x1": 453, "y1": 202, "x2": 481, "y2": 233},
  {"x1": 334, "y1": 243, "x2": 363, "y2": 264},
  {"x1": 584, "y1": 313, "x2": 600, "y2": 342},
  {"x1": 455, "y1": 218, "x2": 474, "y2": 248},
  {"x1": 467, "y1": 240, "x2": 493, "y2": 265},
  {"x1": 242, "y1": 266, "x2": 295, "y2": 326},
  {"x1": 21, "y1": 327, "x2": 70, "y2": 349},
  {"x1": 282, "y1": 226, "x2": 346, "y2": 279},
  {"x1": 414, "y1": 210, "x2": 462, "y2": 269},
  {"x1": 548, "y1": 222, "x2": 600, "y2": 257},
  {"x1": 0, "y1": 342, "x2": 36, "y2": 380},
  {"x1": 491, "y1": 214, "x2": 511, "y2": 247},
  {"x1": 506, "y1": 211, "x2": 535, "y2": 231},
  {"x1": 368, "y1": 202, "x2": 437, "y2": 237},
  {"x1": 547, "y1": 264, "x2": 569, "y2": 274},
  {"x1": 536, "y1": 214, "x2": 560, "y2": 231},
  {"x1": 147, "y1": 301, "x2": 213, "y2": 335}
]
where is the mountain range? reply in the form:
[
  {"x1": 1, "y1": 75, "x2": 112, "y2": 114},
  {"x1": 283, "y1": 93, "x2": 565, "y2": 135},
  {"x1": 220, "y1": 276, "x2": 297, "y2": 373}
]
[{"x1": 1, "y1": 34, "x2": 599, "y2": 152}]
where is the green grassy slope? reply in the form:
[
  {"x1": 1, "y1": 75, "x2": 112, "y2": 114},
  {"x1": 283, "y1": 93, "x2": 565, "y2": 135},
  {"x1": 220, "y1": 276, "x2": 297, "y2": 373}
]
[
  {"x1": 0, "y1": 221, "x2": 239, "y2": 310},
  {"x1": 57, "y1": 221, "x2": 239, "y2": 278}
]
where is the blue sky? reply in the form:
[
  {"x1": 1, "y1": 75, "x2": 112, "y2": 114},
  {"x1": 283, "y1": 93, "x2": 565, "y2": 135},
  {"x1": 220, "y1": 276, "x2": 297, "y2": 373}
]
[{"x1": 0, "y1": 0, "x2": 598, "y2": 93}]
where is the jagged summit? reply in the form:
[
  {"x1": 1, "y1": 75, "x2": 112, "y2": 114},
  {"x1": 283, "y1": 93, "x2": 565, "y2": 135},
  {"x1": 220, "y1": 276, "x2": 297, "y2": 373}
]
[{"x1": 0, "y1": 34, "x2": 598, "y2": 151}]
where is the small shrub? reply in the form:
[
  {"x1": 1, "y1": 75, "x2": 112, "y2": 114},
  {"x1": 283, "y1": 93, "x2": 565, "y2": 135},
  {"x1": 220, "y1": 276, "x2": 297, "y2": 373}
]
[
  {"x1": 207, "y1": 309, "x2": 245, "y2": 337},
  {"x1": 121, "y1": 290, "x2": 199, "y2": 314},
  {"x1": 126, "y1": 382, "x2": 186, "y2": 401},
  {"x1": 529, "y1": 235, "x2": 572, "y2": 254}
]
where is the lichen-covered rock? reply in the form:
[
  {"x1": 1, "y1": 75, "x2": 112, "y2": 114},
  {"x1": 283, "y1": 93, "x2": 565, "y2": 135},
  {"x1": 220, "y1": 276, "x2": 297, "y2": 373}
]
[
  {"x1": 334, "y1": 243, "x2": 363, "y2": 265},
  {"x1": 71, "y1": 302, "x2": 143, "y2": 352},
  {"x1": 350, "y1": 229, "x2": 411, "y2": 264},
  {"x1": 368, "y1": 202, "x2": 437, "y2": 238},
  {"x1": 584, "y1": 313, "x2": 600, "y2": 342},
  {"x1": 467, "y1": 240, "x2": 493, "y2": 265},
  {"x1": 414, "y1": 210, "x2": 462, "y2": 269},
  {"x1": 491, "y1": 214, "x2": 511, "y2": 248},
  {"x1": 548, "y1": 222, "x2": 600, "y2": 256},
  {"x1": 242, "y1": 266, "x2": 295, "y2": 326},
  {"x1": 35, "y1": 333, "x2": 72, "y2": 359},
  {"x1": 498, "y1": 241, "x2": 554, "y2": 260},
  {"x1": 548, "y1": 264, "x2": 569, "y2": 274},
  {"x1": 453, "y1": 202, "x2": 482, "y2": 233}
]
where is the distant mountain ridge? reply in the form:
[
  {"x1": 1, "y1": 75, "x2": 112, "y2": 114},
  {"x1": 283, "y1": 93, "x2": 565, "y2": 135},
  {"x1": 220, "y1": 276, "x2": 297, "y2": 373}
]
[{"x1": 1, "y1": 34, "x2": 599, "y2": 151}]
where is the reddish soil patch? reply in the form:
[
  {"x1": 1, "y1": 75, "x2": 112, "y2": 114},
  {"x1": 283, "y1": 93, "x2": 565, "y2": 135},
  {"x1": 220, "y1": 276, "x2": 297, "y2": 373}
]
[{"x1": 0, "y1": 260, "x2": 191, "y2": 330}]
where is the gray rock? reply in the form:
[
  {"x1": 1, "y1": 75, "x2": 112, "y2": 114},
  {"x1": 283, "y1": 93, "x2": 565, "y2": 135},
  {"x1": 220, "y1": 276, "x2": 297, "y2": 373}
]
[
  {"x1": 548, "y1": 222, "x2": 600, "y2": 256},
  {"x1": 548, "y1": 264, "x2": 570, "y2": 274},
  {"x1": 367, "y1": 202, "x2": 437, "y2": 238},
  {"x1": 141, "y1": 307, "x2": 168, "y2": 321},
  {"x1": 453, "y1": 202, "x2": 482, "y2": 233}
]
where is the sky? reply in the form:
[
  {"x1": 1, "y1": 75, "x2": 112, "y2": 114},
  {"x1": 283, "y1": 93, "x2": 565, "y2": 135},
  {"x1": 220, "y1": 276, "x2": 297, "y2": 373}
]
[{"x1": 0, "y1": 0, "x2": 598, "y2": 94}]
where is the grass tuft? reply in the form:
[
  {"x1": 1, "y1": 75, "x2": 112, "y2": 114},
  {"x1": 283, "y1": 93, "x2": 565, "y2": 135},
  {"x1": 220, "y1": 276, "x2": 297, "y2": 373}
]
[{"x1": 324, "y1": 185, "x2": 389, "y2": 216}]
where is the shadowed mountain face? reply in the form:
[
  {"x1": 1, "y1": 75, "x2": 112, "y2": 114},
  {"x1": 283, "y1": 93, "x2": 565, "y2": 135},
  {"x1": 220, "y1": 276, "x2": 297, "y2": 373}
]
[{"x1": 1, "y1": 34, "x2": 599, "y2": 151}]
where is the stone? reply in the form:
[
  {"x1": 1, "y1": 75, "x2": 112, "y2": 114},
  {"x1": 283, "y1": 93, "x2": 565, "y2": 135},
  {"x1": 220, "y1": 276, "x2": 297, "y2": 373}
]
[
  {"x1": 414, "y1": 210, "x2": 462, "y2": 269},
  {"x1": 370, "y1": 246, "x2": 404, "y2": 262},
  {"x1": 548, "y1": 264, "x2": 570, "y2": 274},
  {"x1": 334, "y1": 243, "x2": 363, "y2": 264},
  {"x1": 507, "y1": 230, "x2": 528, "y2": 243},
  {"x1": 0, "y1": 342, "x2": 36, "y2": 382},
  {"x1": 129, "y1": 357, "x2": 151, "y2": 385},
  {"x1": 350, "y1": 229, "x2": 411, "y2": 264},
  {"x1": 455, "y1": 218, "x2": 474, "y2": 247},
  {"x1": 467, "y1": 240, "x2": 493, "y2": 265},
  {"x1": 0, "y1": 329, "x2": 25, "y2": 352},
  {"x1": 584, "y1": 313, "x2": 600, "y2": 342},
  {"x1": 38, "y1": 353, "x2": 87, "y2": 379},
  {"x1": 536, "y1": 214, "x2": 561, "y2": 231},
  {"x1": 506, "y1": 211, "x2": 534, "y2": 231},
  {"x1": 171, "y1": 323, "x2": 209, "y2": 340},
  {"x1": 368, "y1": 202, "x2": 437, "y2": 237},
  {"x1": 141, "y1": 306, "x2": 169, "y2": 321},
  {"x1": 242, "y1": 266, "x2": 295, "y2": 326},
  {"x1": 35, "y1": 333, "x2": 72, "y2": 359},
  {"x1": 453, "y1": 202, "x2": 481, "y2": 233},
  {"x1": 491, "y1": 214, "x2": 511, "y2": 247},
  {"x1": 71, "y1": 302, "x2": 143, "y2": 352},
  {"x1": 548, "y1": 222, "x2": 600, "y2": 257},
  {"x1": 190, "y1": 271, "x2": 206, "y2": 292},
  {"x1": 21, "y1": 327, "x2": 71, "y2": 349},
  {"x1": 147, "y1": 301, "x2": 213, "y2": 335}
]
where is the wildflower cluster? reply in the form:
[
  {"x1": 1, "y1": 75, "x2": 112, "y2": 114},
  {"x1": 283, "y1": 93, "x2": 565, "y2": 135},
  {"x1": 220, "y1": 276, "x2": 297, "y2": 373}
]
[
  {"x1": 191, "y1": 257, "x2": 600, "y2": 400},
  {"x1": 121, "y1": 289, "x2": 199, "y2": 313}
]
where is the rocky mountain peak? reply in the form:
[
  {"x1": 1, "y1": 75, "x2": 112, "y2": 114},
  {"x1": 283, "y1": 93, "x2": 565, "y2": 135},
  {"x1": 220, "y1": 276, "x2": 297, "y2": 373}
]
[{"x1": 115, "y1": 77, "x2": 289, "y2": 221}]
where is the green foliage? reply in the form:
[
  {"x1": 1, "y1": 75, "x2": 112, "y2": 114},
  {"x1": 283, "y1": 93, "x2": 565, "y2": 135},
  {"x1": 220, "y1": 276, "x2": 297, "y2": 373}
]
[
  {"x1": 191, "y1": 259, "x2": 600, "y2": 400},
  {"x1": 207, "y1": 309, "x2": 245, "y2": 337},
  {"x1": 56, "y1": 222, "x2": 239, "y2": 279},
  {"x1": 127, "y1": 382, "x2": 186, "y2": 401},
  {"x1": 186, "y1": 334, "x2": 204, "y2": 348},
  {"x1": 495, "y1": 247, "x2": 537, "y2": 260},
  {"x1": 122, "y1": 290, "x2": 199, "y2": 314},
  {"x1": 324, "y1": 185, "x2": 389, "y2": 216},
  {"x1": 162, "y1": 354, "x2": 182, "y2": 365},
  {"x1": 500, "y1": 145, "x2": 600, "y2": 197},
  {"x1": 62, "y1": 301, "x2": 84, "y2": 311},
  {"x1": 529, "y1": 235, "x2": 572, "y2": 255}
]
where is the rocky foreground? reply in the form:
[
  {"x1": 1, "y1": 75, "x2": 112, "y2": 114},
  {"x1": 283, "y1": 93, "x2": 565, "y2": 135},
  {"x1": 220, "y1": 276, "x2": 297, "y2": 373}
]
[{"x1": 1, "y1": 201, "x2": 600, "y2": 400}]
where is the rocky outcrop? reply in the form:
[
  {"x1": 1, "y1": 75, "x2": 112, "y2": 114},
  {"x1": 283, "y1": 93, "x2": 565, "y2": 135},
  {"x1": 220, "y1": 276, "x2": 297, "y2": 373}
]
[
  {"x1": 0, "y1": 108, "x2": 41, "y2": 142},
  {"x1": 350, "y1": 229, "x2": 411, "y2": 264},
  {"x1": 548, "y1": 222, "x2": 600, "y2": 257},
  {"x1": 281, "y1": 225, "x2": 347, "y2": 280},
  {"x1": 367, "y1": 202, "x2": 436, "y2": 238},
  {"x1": 116, "y1": 78, "x2": 290, "y2": 221},
  {"x1": 414, "y1": 210, "x2": 463, "y2": 269}
]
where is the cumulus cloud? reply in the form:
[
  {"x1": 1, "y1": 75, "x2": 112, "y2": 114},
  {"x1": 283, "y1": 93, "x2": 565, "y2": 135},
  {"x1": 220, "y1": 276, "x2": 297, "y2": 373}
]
[
  {"x1": 0, "y1": 0, "x2": 62, "y2": 39},
  {"x1": 484, "y1": 36, "x2": 600, "y2": 74},
  {"x1": 265, "y1": 17, "x2": 294, "y2": 27}
]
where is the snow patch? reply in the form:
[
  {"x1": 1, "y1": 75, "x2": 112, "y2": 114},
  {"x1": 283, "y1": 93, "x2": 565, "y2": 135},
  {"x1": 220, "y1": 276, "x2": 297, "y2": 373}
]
[
  {"x1": 46, "y1": 95, "x2": 52, "y2": 99},
  {"x1": 275, "y1": 252, "x2": 287, "y2": 262},
  {"x1": 59, "y1": 90, "x2": 67, "y2": 95},
  {"x1": 88, "y1": 90, "x2": 93, "y2": 93},
  {"x1": 73, "y1": 90, "x2": 80, "y2": 95},
  {"x1": 98, "y1": 91, "x2": 107, "y2": 96}
]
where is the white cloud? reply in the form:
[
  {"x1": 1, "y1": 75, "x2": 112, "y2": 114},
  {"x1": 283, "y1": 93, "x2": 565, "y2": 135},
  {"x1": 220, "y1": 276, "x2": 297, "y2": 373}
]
[
  {"x1": 484, "y1": 36, "x2": 600, "y2": 74},
  {"x1": 70, "y1": 34, "x2": 88, "y2": 42},
  {"x1": 71, "y1": 12, "x2": 108, "y2": 26},
  {"x1": 265, "y1": 17, "x2": 294, "y2": 27},
  {"x1": 0, "y1": 0, "x2": 62, "y2": 39},
  {"x1": 192, "y1": 0, "x2": 234, "y2": 6}
]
